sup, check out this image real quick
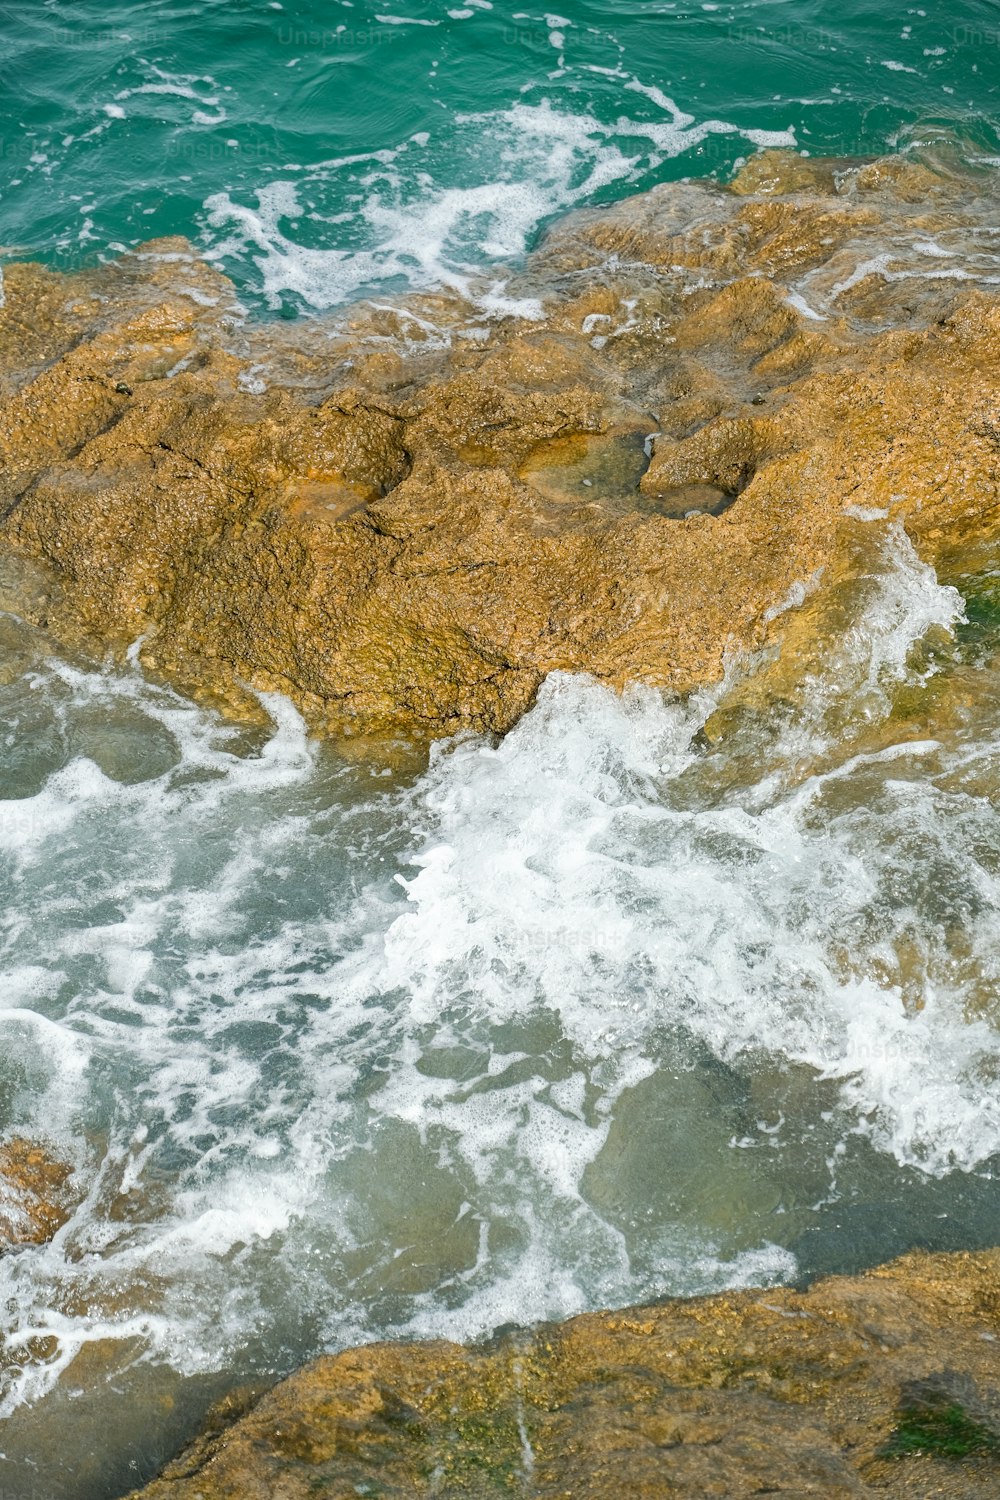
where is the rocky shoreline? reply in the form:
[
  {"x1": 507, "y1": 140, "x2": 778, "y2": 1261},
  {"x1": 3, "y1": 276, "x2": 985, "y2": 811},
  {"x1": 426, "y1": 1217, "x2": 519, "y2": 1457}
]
[
  {"x1": 123, "y1": 1248, "x2": 1000, "y2": 1498},
  {"x1": 4, "y1": 145, "x2": 1000, "y2": 1497},
  {"x1": 2, "y1": 1145, "x2": 998, "y2": 1495},
  {"x1": 2, "y1": 146, "x2": 1000, "y2": 745}
]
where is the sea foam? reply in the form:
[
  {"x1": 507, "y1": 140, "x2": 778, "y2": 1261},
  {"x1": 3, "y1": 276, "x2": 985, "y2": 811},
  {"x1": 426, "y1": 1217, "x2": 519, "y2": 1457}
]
[{"x1": 201, "y1": 89, "x2": 794, "y2": 314}]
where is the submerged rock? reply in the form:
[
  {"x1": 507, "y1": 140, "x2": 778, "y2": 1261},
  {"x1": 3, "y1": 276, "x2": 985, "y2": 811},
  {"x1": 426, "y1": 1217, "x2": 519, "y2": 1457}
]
[
  {"x1": 129, "y1": 1248, "x2": 1000, "y2": 1498},
  {"x1": 0, "y1": 1137, "x2": 73, "y2": 1249},
  {"x1": 2, "y1": 149, "x2": 1000, "y2": 742}
]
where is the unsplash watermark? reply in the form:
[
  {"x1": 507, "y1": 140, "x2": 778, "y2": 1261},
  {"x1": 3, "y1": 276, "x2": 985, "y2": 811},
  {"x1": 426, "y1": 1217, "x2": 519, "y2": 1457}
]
[
  {"x1": 952, "y1": 23, "x2": 1000, "y2": 47},
  {"x1": 727, "y1": 24, "x2": 838, "y2": 48},
  {"x1": 165, "y1": 137, "x2": 281, "y2": 163},
  {"x1": 0, "y1": 802, "x2": 48, "y2": 843},
  {"x1": 276, "y1": 23, "x2": 400, "y2": 50},
  {"x1": 42, "y1": 25, "x2": 166, "y2": 48},
  {"x1": 501, "y1": 24, "x2": 556, "y2": 51},
  {"x1": 1, "y1": 136, "x2": 55, "y2": 162}
]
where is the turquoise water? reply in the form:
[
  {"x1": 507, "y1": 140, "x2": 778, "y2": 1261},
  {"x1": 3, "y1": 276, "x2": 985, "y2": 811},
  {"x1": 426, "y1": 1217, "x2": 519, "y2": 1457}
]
[{"x1": 2, "y1": 1, "x2": 999, "y2": 313}]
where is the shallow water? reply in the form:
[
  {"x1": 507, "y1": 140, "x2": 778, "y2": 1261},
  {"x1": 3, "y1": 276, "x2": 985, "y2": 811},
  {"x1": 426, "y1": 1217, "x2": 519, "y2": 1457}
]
[
  {"x1": 2, "y1": 1, "x2": 999, "y2": 316},
  {"x1": 1, "y1": 520, "x2": 1000, "y2": 1497}
]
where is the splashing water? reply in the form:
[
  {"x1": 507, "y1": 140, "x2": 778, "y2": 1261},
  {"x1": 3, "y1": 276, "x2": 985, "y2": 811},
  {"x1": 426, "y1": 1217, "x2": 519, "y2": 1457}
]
[{"x1": 1, "y1": 521, "x2": 1000, "y2": 1497}]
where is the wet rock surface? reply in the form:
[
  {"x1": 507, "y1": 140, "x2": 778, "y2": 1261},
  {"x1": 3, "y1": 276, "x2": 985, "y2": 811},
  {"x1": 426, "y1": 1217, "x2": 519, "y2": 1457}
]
[
  {"x1": 2, "y1": 147, "x2": 1000, "y2": 741},
  {"x1": 128, "y1": 1249, "x2": 1000, "y2": 1498},
  {"x1": 0, "y1": 1137, "x2": 73, "y2": 1250}
]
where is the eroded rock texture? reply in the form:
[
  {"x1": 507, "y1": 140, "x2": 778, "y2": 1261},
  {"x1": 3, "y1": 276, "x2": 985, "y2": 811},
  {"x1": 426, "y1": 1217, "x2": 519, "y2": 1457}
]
[
  {"x1": 2, "y1": 147, "x2": 1000, "y2": 740},
  {"x1": 129, "y1": 1249, "x2": 1000, "y2": 1498},
  {"x1": 0, "y1": 1137, "x2": 73, "y2": 1250}
]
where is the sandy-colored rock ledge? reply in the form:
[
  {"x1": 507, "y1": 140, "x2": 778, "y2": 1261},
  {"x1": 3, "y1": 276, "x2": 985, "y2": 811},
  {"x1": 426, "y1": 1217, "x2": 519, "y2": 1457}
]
[
  {"x1": 2, "y1": 146, "x2": 1000, "y2": 742},
  {"x1": 129, "y1": 1248, "x2": 1000, "y2": 1498}
]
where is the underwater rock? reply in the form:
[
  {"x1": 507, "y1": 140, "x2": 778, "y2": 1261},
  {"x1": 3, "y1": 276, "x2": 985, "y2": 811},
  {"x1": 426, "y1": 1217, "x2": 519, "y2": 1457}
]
[
  {"x1": 0, "y1": 1137, "x2": 73, "y2": 1250},
  {"x1": 129, "y1": 1248, "x2": 1000, "y2": 1498},
  {"x1": 2, "y1": 151, "x2": 1000, "y2": 741}
]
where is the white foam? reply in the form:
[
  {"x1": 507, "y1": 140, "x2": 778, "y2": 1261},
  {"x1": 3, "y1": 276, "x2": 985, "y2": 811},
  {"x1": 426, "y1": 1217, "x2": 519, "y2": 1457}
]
[
  {"x1": 370, "y1": 528, "x2": 983, "y2": 1181},
  {"x1": 199, "y1": 91, "x2": 794, "y2": 315},
  {"x1": 785, "y1": 289, "x2": 827, "y2": 321},
  {"x1": 109, "y1": 63, "x2": 227, "y2": 130},
  {"x1": 913, "y1": 237, "x2": 955, "y2": 257},
  {"x1": 624, "y1": 78, "x2": 695, "y2": 126}
]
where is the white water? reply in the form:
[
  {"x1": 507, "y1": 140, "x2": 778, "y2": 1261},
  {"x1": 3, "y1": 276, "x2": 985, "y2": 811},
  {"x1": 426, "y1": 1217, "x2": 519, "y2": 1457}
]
[
  {"x1": 200, "y1": 91, "x2": 794, "y2": 314},
  {"x1": 1, "y1": 524, "x2": 1000, "y2": 1494}
]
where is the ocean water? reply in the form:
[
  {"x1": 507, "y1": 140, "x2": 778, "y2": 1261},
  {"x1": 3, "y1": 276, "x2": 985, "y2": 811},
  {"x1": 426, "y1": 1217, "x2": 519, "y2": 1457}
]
[
  {"x1": 3, "y1": 5, "x2": 1000, "y2": 1499},
  {"x1": 1, "y1": 0, "x2": 999, "y2": 313}
]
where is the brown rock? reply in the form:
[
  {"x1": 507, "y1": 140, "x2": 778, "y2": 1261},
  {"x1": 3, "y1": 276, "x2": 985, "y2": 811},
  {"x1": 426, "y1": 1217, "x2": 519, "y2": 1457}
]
[
  {"x1": 0, "y1": 1137, "x2": 73, "y2": 1249},
  {"x1": 128, "y1": 1249, "x2": 1000, "y2": 1498},
  {"x1": 2, "y1": 151, "x2": 1000, "y2": 742}
]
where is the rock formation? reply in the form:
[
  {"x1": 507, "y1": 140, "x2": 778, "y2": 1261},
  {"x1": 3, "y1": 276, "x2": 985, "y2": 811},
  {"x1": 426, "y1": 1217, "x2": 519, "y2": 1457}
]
[
  {"x1": 1, "y1": 147, "x2": 1000, "y2": 741},
  {"x1": 129, "y1": 1249, "x2": 1000, "y2": 1498}
]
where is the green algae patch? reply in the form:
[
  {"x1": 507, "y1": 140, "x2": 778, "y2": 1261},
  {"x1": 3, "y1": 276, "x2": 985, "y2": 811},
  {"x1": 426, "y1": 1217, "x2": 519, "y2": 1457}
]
[{"x1": 886, "y1": 1384, "x2": 1000, "y2": 1461}]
